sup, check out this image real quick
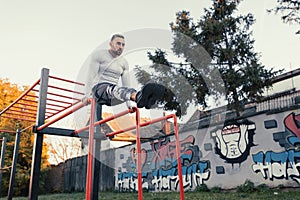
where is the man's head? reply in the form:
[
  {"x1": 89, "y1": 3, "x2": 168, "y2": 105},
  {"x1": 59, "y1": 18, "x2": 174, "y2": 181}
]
[{"x1": 109, "y1": 34, "x2": 125, "y2": 57}]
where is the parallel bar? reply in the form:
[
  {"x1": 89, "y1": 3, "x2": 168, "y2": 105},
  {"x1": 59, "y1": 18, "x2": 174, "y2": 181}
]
[
  {"x1": 48, "y1": 84, "x2": 85, "y2": 95},
  {"x1": 0, "y1": 79, "x2": 40, "y2": 115},
  {"x1": 73, "y1": 109, "x2": 134, "y2": 134},
  {"x1": 106, "y1": 114, "x2": 175, "y2": 137},
  {"x1": 37, "y1": 100, "x2": 86, "y2": 131},
  {"x1": 49, "y1": 75, "x2": 85, "y2": 86}
]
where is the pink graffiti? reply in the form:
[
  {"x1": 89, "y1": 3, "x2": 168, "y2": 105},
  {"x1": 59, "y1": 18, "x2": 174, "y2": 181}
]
[
  {"x1": 284, "y1": 113, "x2": 300, "y2": 138},
  {"x1": 150, "y1": 135, "x2": 194, "y2": 168},
  {"x1": 130, "y1": 148, "x2": 147, "y2": 167}
]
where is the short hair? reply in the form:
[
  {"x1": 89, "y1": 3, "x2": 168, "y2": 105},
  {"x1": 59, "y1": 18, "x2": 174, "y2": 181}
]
[{"x1": 111, "y1": 34, "x2": 125, "y2": 41}]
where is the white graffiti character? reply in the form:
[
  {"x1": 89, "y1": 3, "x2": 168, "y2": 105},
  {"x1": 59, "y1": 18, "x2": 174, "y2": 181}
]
[{"x1": 212, "y1": 124, "x2": 254, "y2": 159}]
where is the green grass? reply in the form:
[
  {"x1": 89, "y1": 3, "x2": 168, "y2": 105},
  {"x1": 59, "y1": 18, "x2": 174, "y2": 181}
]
[{"x1": 2, "y1": 189, "x2": 300, "y2": 200}]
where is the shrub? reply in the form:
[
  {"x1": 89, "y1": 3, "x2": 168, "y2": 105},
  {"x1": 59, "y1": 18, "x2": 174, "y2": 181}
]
[
  {"x1": 237, "y1": 180, "x2": 255, "y2": 193},
  {"x1": 195, "y1": 184, "x2": 210, "y2": 192}
]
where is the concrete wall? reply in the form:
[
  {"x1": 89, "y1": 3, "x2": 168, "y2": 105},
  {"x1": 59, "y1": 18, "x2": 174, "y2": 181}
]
[{"x1": 115, "y1": 109, "x2": 300, "y2": 191}]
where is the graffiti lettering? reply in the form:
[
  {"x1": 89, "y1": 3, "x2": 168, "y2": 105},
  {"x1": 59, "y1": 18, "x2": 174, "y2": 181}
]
[
  {"x1": 118, "y1": 161, "x2": 210, "y2": 191},
  {"x1": 150, "y1": 135, "x2": 194, "y2": 169},
  {"x1": 118, "y1": 135, "x2": 210, "y2": 192},
  {"x1": 118, "y1": 172, "x2": 148, "y2": 191},
  {"x1": 252, "y1": 150, "x2": 300, "y2": 183}
]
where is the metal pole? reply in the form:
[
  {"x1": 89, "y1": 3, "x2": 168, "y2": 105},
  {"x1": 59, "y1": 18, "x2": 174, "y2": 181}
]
[
  {"x1": 92, "y1": 139, "x2": 100, "y2": 200},
  {"x1": 29, "y1": 68, "x2": 49, "y2": 200},
  {"x1": 0, "y1": 137, "x2": 7, "y2": 193},
  {"x1": 86, "y1": 98, "x2": 96, "y2": 200},
  {"x1": 92, "y1": 103, "x2": 102, "y2": 200},
  {"x1": 135, "y1": 108, "x2": 143, "y2": 200},
  {"x1": 173, "y1": 115, "x2": 185, "y2": 200},
  {"x1": 8, "y1": 130, "x2": 21, "y2": 200}
]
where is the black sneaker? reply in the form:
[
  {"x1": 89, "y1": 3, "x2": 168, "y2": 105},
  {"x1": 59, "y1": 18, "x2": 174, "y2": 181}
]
[{"x1": 136, "y1": 83, "x2": 166, "y2": 109}]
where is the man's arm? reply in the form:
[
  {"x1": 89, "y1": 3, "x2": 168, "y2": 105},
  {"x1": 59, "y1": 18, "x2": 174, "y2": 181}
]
[
  {"x1": 121, "y1": 61, "x2": 135, "y2": 108},
  {"x1": 84, "y1": 51, "x2": 100, "y2": 97}
]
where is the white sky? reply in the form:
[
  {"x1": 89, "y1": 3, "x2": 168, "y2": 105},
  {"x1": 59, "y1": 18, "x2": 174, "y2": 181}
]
[{"x1": 0, "y1": 0, "x2": 299, "y2": 87}]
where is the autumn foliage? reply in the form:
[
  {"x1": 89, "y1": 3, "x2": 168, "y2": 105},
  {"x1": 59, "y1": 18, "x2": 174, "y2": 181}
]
[{"x1": 0, "y1": 78, "x2": 50, "y2": 196}]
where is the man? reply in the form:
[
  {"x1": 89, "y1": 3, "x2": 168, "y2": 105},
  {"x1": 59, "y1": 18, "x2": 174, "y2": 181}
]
[{"x1": 85, "y1": 33, "x2": 165, "y2": 121}]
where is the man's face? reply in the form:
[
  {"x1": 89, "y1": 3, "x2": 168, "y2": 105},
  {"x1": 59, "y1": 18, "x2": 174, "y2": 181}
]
[{"x1": 109, "y1": 37, "x2": 125, "y2": 57}]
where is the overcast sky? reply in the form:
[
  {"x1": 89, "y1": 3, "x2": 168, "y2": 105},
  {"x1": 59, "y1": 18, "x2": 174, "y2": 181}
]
[{"x1": 0, "y1": 0, "x2": 299, "y2": 87}]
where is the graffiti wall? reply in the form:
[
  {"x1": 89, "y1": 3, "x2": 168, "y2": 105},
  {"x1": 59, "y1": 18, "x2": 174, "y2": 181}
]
[{"x1": 115, "y1": 110, "x2": 300, "y2": 191}]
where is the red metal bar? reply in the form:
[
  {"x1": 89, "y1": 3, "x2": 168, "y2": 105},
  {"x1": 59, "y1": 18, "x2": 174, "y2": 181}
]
[
  {"x1": 8, "y1": 108, "x2": 37, "y2": 115},
  {"x1": 103, "y1": 113, "x2": 185, "y2": 199},
  {"x1": 0, "y1": 79, "x2": 40, "y2": 115},
  {"x1": 36, "y1": 100, "x2": 86, "y2": 131},
  {"x1": 48, "y1": 84, "x2": 85, "y2": 95},
  {"x1": 9, "y1": 108, "x2": 36, "y2": 114},
  {"x1": 49, "y1": 75, "x2": 85, "y2": 86},
  {"x1": 45, "y1": 108, "x2": 60, "y2": 113},
  {"x1": 106, "y1": 114, "x2": 174, "y2": 137},
  {"x1": 42, "y1": 90, "x2": 81, "y2": 101},
  {"x1": 0, "y1": 129, "x2": 16, "y2": 133},
  {"x1": 19, "y1": 99, "x2": 38, "y2": 104},
  {"x1": 172, "y1": 114, "x2": 185, "y2": 200},
  {"x1": 73, "y1": 108, "x2": 135, "y2": 134},
  {"x1": 5, "y1": 111, "x2": 36, "y2": 119},
  {"x1": 28, "y1": 90, "x2": 73, "y2": 105},
  {"x1": 135, "y1": 108, "x2": 143, "y2": 200},
  {"x1": 0, "y1": 115, "x2": 36, "y2": 123},
  {"x1": 45, "y1": 100, "x2": 81, "y2": 119},
  {"x1": 15, "y1": 102, "x2": 38, "y2": 108},
  {"x1": 21, "y1": 124, "x2": 35, "y2": 132},
  {"x1": 25, "y1": 94, "x2": 39, "y2": 99},
  {"x1": 86, "y1": 98, "x2": 96, "y2": 200},
  {"x1": 11, "y1": 105, "x2": 37, "y2": 112},
  {"x1": 45, "y1": 98, "x2": 72, "y2": 106},
  {"x1": 45, "y1": 106, "x2": 63, "y2": 112}
]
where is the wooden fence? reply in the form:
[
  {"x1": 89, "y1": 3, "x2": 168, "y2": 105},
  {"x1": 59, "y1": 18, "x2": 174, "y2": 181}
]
[{"x1": 46, "y1": 148, "x2": 115, "y2": 193}]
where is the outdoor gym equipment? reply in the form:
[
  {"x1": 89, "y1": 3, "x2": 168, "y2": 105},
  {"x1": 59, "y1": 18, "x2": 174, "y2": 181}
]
[{"x1": 0, "y1": 68, "x2": 185, "y2": 200}]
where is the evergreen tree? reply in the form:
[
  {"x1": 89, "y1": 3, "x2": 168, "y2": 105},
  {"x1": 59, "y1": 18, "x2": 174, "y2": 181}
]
[
  {"x1": 268, "y1": 0, "x2": 300, "y2": 34},
  {"x1": 136, "y1": 0, "x2": 282, "y2": 116}
]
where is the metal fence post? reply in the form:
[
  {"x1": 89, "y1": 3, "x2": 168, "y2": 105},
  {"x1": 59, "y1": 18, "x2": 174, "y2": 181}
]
[
  {"x1": 29, "y1": 68, "x2": 49, "y2": 200},
  {"x1": 0, "y1": 137, "x2": 7, "y2": 193},
  {"x1": 7, "y1": 130, "x2": 21, "y2": 200}
]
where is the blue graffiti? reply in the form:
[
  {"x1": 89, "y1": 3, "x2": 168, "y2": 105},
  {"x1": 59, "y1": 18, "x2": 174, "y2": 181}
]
[
  {"x1": 118, "y1": 160, "x2": 210, "y2": 191},
  {"x1": 252, "y1": 150, "x2": 300, "y2": 183}
]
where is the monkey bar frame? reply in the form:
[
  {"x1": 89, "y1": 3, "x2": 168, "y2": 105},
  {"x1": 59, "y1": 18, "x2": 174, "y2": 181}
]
[{"x1": 0, "y1": 68, "x2": 185, "y2": 200}]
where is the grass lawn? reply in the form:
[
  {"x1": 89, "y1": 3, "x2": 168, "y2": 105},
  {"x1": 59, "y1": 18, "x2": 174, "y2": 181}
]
[{"x1": 2, "y1": 189, "x2": 300, "y2": 200}]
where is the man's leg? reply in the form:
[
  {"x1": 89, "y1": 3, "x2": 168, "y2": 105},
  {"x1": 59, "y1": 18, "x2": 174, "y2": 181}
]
[{"x1": 135, "y1": 82, "x2": 166, "y2": 109}]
